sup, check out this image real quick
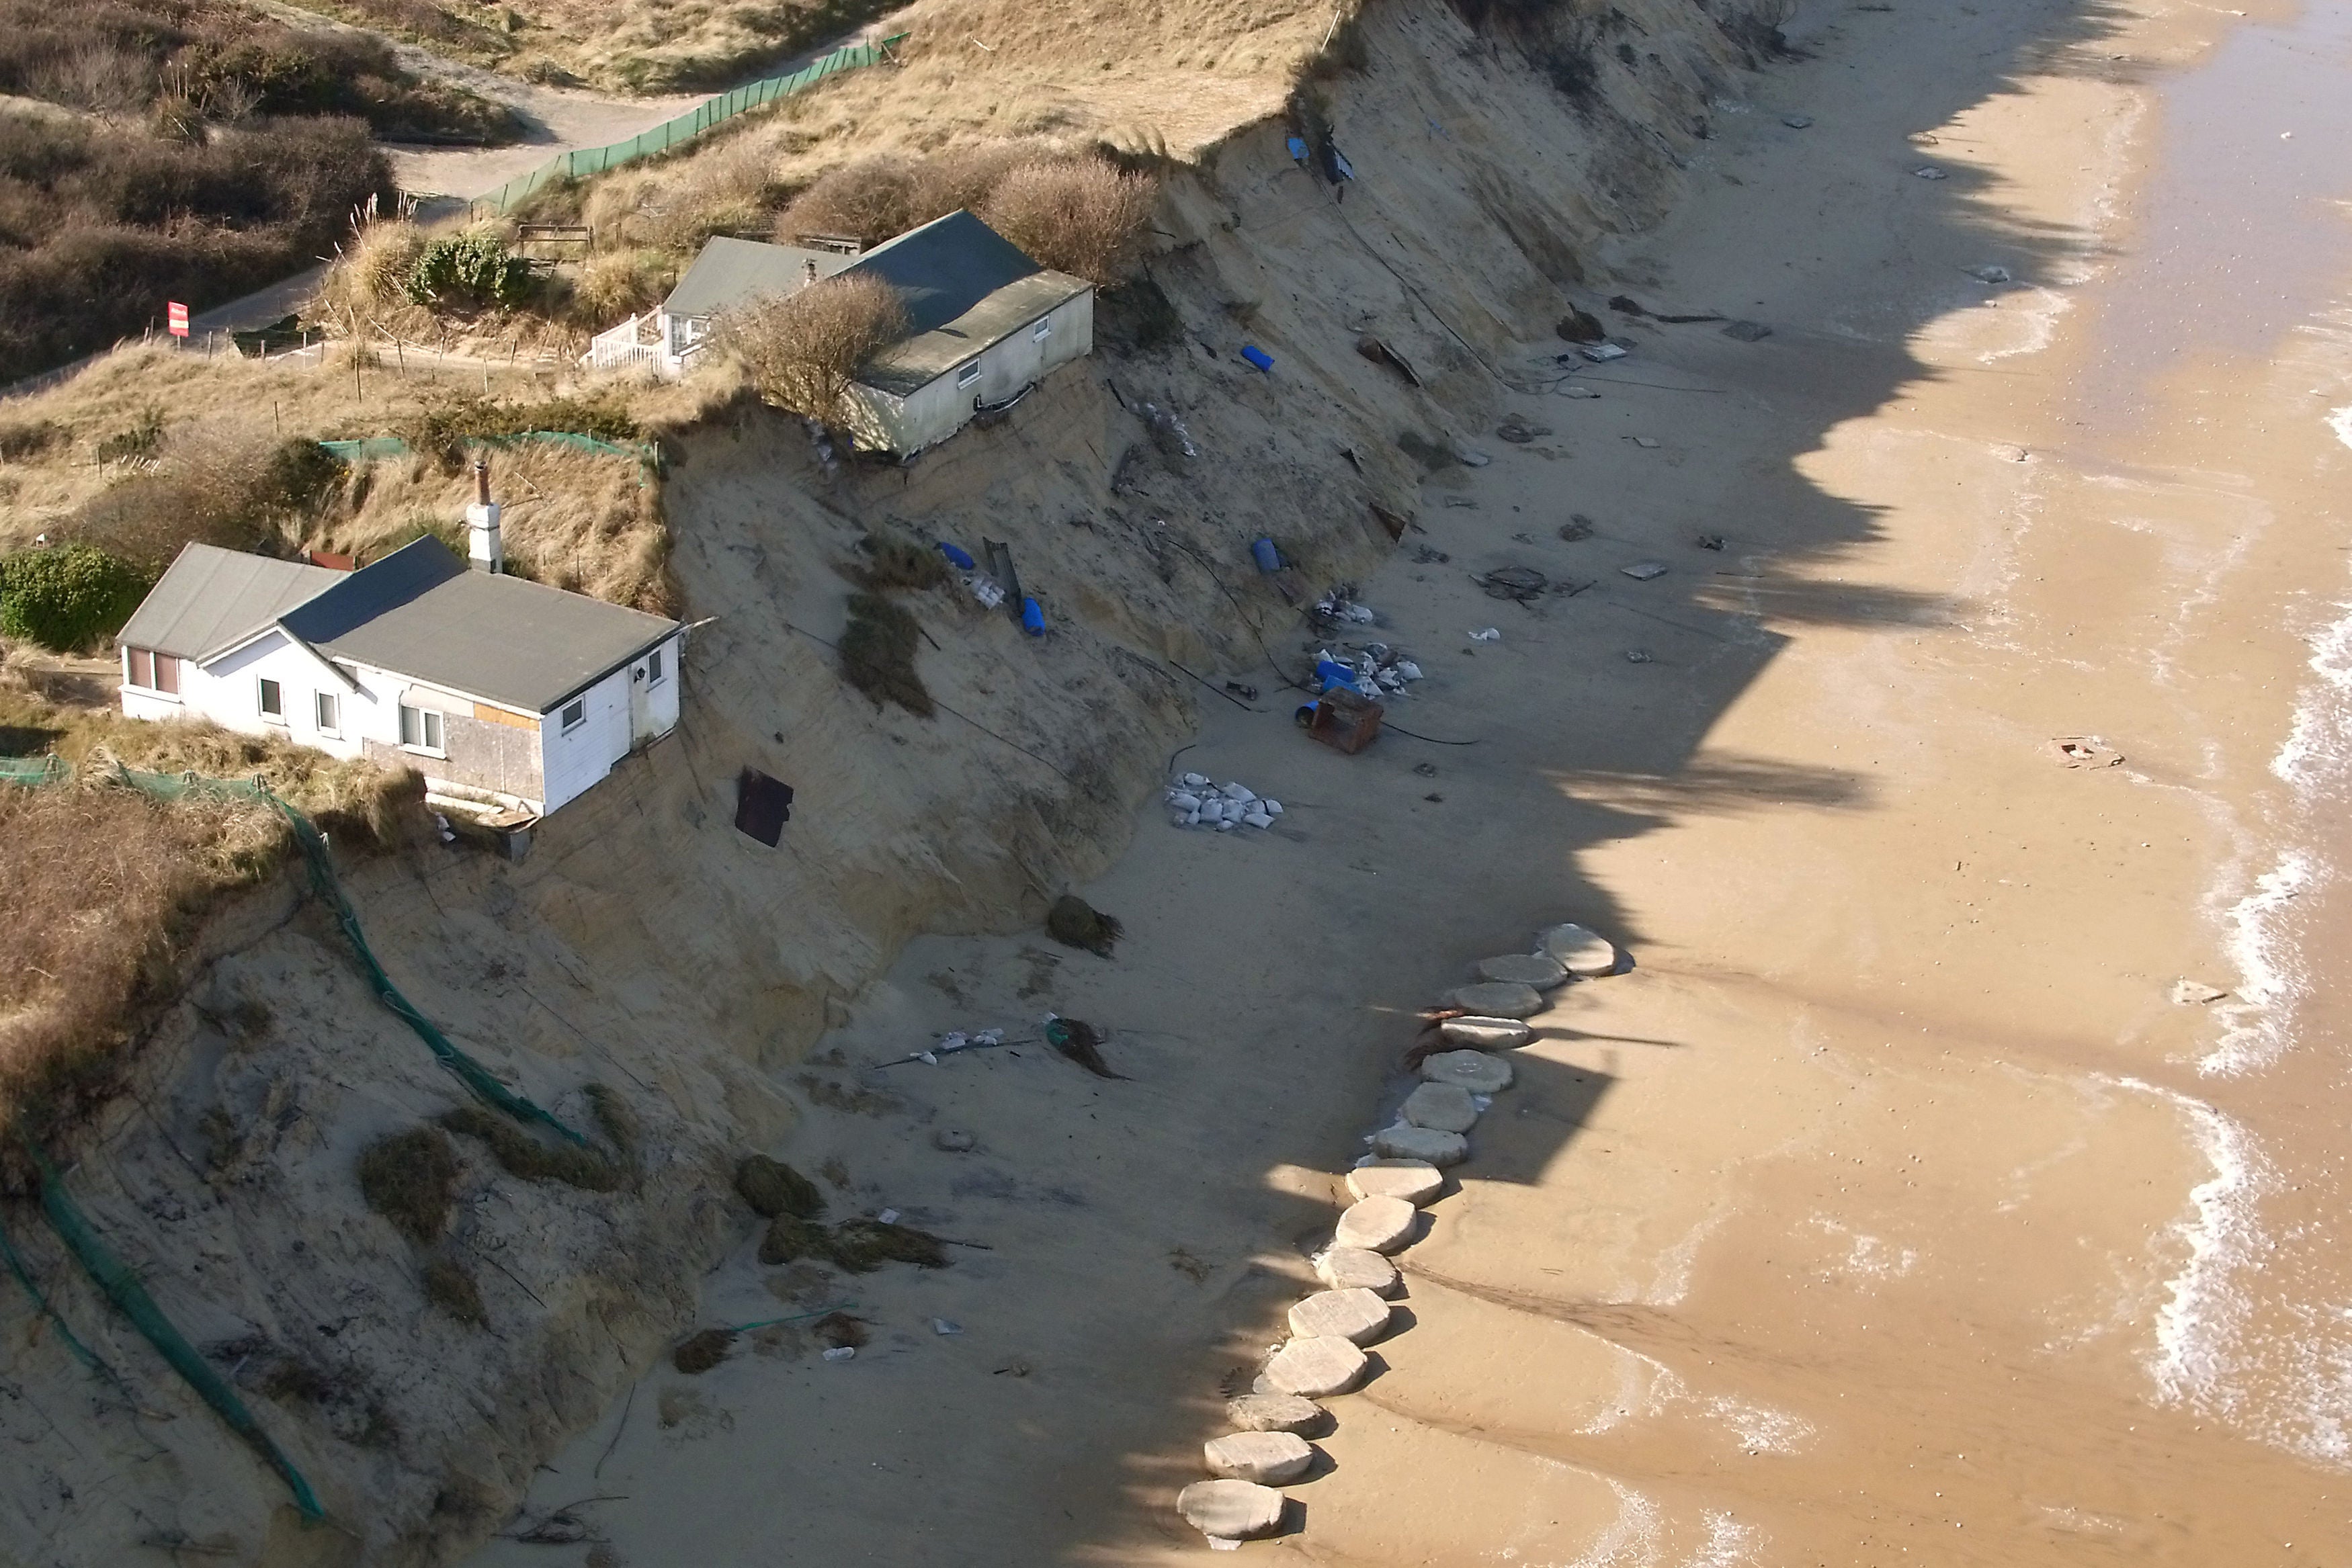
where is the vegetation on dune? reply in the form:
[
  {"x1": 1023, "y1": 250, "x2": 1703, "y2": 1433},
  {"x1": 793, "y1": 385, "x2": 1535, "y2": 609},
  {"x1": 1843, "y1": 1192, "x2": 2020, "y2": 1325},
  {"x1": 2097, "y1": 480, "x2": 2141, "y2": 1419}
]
[
  {"x1": 722, "y1": 272, "x2": 907, "y2": 425},
  {"x1": 0, "y1": 0, "x2": 522, "y2": 143},
  {"x1": 0, "y1": 656, "x2": 423, "y2": 1155},
  {"x1": 0, "y1": 108, "x2": 392, "y2": 381}
]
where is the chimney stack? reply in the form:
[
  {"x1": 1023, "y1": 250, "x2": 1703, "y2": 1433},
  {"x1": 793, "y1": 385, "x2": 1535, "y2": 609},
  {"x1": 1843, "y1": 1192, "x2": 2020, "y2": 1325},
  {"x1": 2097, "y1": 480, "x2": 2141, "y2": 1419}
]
[{"x1": 464, "y1": 458, "x2": 502, "y2": 574}]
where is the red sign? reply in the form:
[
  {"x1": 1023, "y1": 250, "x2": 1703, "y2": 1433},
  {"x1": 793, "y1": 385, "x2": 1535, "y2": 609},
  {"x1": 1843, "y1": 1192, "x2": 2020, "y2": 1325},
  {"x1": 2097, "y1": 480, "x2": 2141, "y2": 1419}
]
[{"x1": 166, "y1": 301, "x2": 189, "y2": 339}]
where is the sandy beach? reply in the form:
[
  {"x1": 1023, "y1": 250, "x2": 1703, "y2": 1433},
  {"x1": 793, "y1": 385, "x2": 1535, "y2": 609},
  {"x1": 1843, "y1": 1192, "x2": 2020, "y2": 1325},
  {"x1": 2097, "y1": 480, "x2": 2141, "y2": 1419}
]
[{"x1": 464, "y1": 0, "x2": 2352, "y2": 1563}]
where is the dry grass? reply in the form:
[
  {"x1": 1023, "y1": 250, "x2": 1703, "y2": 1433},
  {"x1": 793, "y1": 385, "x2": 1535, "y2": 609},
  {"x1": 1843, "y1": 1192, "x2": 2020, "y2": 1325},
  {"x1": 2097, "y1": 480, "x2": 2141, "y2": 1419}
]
[
  {"x1": 837, "y1": 591, "x2": 931, "y2": 717},
  {"x1": 0, "y1": 660, "x2": 423, "y2": 1144},
  {"x1": 723, "y1": 271, "x2": 905, "y2": 426},
  {"x1": 0, "y1": 343, "x2": 679, "y2": 617},
  {"x1": 734, "y1": 1152, "x2": 824, "y2": 1218},
  {"x1": 358, "y1": 1125, "x2": 462, "y2": 1244}
]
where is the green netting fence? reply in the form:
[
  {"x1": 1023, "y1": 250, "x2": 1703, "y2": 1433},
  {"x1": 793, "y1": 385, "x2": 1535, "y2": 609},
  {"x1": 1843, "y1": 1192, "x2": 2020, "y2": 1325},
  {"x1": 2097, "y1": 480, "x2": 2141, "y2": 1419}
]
[
  {"x1": 466, "y1": 33, "x2": 909, "y2": 220},
  {"x1": 319, "y1": 431, "x2": 661, "y2": 472},
  {"x1": 1, "y1": 753, "x2": 601, "y2": 1520}
]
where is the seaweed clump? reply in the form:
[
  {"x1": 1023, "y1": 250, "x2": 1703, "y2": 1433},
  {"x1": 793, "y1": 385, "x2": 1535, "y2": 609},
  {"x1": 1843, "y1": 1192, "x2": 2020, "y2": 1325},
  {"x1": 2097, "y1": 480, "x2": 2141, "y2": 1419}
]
[{"x1": 1046, "y1": 894, "x2": 1123, "y2": 957}]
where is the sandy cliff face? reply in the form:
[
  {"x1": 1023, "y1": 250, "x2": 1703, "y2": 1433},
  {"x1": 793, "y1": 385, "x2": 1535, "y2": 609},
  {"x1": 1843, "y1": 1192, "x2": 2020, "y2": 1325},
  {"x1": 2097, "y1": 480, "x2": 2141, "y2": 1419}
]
[{"x1": 0, "y1": 2, "x2": 1786, "y2": 1560}]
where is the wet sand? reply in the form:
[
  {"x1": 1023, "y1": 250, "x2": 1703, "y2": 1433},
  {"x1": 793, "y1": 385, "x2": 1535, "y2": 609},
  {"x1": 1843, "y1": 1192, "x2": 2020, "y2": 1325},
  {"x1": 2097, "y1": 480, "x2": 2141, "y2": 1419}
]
[{"x1": 475, "y1": 0, "x2": 2352, "y2": 1561}]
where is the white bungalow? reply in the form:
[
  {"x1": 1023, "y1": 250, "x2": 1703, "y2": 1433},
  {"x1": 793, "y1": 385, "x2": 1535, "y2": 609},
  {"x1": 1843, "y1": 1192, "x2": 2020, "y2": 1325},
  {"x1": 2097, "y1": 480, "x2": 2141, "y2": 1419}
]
[
  {"x1": 589, "y1": 211, "x2": 1094, "y2": 455},
  {"x1": 114, "y1": 495, "x2": 683, "y2": 820}
]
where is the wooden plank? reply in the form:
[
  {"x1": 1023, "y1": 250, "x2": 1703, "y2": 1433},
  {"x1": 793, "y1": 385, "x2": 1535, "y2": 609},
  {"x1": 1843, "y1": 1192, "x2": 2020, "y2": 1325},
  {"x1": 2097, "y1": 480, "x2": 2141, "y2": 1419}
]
[{"x1": 472, "y1": 701, "x2": 538, "y2": 731}]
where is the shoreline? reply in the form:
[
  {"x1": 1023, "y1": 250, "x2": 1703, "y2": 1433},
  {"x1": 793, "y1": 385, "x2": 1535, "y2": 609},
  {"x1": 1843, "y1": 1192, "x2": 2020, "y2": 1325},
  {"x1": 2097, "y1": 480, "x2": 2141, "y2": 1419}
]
[{"x1": 472, "y1": 0, "x2": 2352, "y2": 1559}]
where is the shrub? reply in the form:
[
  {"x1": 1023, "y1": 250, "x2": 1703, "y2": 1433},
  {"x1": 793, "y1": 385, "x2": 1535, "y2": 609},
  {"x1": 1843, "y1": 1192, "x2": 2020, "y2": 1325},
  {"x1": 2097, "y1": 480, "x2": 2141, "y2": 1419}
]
[
  {"x1": 357, "y1": 1125, "x2": 461, "y2": 1245},
  {"x1": 0, "y1": 419, "x2": 60, "y2": 461},
  {"x1": 421, "y1": 1255, "x2": 487, "y2": 1325},
  {"x1": 398, "y1": 392, "x2": 639, "y2": 469},
  {"x1": 0, "y1": 544, "x2": 151, "y2": 651},
  {"x1": 405, "y1": 230, "x2": 530, "y2": 308},
  {"x1": 571, "y1": 249, "x2": 671, "y2": 321},
  {"x1": 724, "y1": 271, "x2": 906, "y2": 425},
  {"x1": 978, "y1": 159, "x2": 1158, "y2": 286},
  {"x1": 837, "y1": 591, "x2": 930, "y2": 717}
]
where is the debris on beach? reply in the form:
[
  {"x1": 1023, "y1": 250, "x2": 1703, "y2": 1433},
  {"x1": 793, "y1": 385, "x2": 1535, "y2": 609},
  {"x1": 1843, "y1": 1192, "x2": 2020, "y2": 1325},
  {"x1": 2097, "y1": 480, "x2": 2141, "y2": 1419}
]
[
  {"x1": 1046, "y1": 894, "x2": 1124, "y2": 956},
  {"x1": 2172, "y1": 979, "x2": 2230, "y2": 1006},
  {"x1": 1044, "y1": 1014, "x2": 1125, "y2": 1079},
  {"x1": 1318, "y1": 644, "x2": 1425, "y2": 697},
  {"x1": 1695, "y1": 533, "x2": 1726, "y2": 550},
  {"x1": 1495, "y1": 417, "x2": 1551, "y2": 444},
  {"x1": 736, "y1": 1154, "x2": 825, "y2": 1219},
  {"x1": 1781, "y1": 113, "x2": 1814, "y2": 128},
  {"x1": 1560, "y1": 515, "x2": 1596, "y2": 541},
  {"x1": 1722, "y1": 320, "x2": 1773, "y2": 341},
  {"x1": 1581, "y1": 342, "x2": 1629, "y2": 363},
  {"x1": 1311, "y1": 582, "x2": 1379, "y2": 629},
  {"x1": 672, "y1": 1328, "x2": 734, "y2": 1374},
  {"x1": 1626, "y1": 649, "x2": 1654, "y2": 662},
  {"x1": 1972, "y1": 264, "x2": 2013, "y2": 284},
  {"x1": 1915, "y1": 165, "x2": 1947, "y2": 180},
  {"x1": 1556, "y1": 307, "x2": 1607, "y2": 343},
  {"x1": 2053, "y1": 736, "x2": 2125, "y2": 769},
  {"x1": 1165, "y1": 773, "x2": 1285, "y2": 830},
  {"x1": 1467, "y1": 627, "x2": 1502, "y2": 642},
  {"x1": 1622, "y1": 561, "x2": 1669, "y2": 580},
  {"x1": 1476, "y1": 566, "x2": 1550, "y2": 602}
]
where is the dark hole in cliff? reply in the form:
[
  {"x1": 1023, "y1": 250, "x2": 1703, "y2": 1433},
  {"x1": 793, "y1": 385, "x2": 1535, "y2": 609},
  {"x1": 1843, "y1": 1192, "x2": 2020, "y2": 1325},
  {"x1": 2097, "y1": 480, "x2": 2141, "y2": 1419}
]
[{"x1": 734, "y1": 767, "x2": 794, "y2": 846}]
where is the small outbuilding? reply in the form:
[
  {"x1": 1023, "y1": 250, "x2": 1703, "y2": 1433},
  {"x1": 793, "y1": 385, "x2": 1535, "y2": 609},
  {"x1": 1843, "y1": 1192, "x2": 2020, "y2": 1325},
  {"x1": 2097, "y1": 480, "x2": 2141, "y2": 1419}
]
[
  {"x1": 116, "y1": 530, "x2": 683, "y2": 819},
  {"x1": 590, "y1": 211, "x2": 1094, "y2": 455}
]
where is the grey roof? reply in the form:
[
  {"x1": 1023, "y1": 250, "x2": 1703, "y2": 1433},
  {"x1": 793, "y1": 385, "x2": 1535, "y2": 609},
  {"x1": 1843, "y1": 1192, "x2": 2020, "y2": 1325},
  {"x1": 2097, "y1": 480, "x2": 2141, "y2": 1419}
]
[
  {"x1": 664, "y1": 236, "x2": 858, "y2": 320},
  {"x1": 117, "y1": 544, "x2": 342, "y2": 660},
  {"x1": 857, "y1": 269, "x2": 1092, "y2": 398},
  {"x1": 840, "y1": 210, "x2": 1044, "y2": 336},
  {"x1": 282, "y1": 537, "x2": 680, "y2": 713}
]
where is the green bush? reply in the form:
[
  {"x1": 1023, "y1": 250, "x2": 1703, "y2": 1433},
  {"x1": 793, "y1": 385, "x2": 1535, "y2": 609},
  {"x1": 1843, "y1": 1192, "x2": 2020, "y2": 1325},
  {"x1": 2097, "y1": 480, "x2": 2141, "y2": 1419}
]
[
  {"x1": 405, "y1": 231, "x2": 530, "y2": 308},
  {"x1": 0, "y1": 545, "x2": 151, "y2": 651}
]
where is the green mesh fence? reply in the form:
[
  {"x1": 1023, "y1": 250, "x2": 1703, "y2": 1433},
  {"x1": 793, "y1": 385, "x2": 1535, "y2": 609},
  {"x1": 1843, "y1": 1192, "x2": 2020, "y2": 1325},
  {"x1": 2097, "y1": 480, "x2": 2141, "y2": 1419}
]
[
  {"x1": 1, "y1": 756, "x2": 601, "y2": 1524},
  {"x1": 319, "y1": 432, "x2": 660, "y2": 470},
  {"x1": 467, "y1": 34, "x2": 908, "y2": 220},
  {"x1": 27, "y1": 1142, "x2": 326, "y2": 1520}
]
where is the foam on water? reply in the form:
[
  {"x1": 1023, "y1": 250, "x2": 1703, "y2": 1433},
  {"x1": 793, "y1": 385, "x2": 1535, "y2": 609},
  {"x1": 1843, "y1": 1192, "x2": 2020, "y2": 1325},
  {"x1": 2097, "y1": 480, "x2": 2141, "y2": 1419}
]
[
  {"x1": 2331, "y1": 404, "x2": 2352, "y2": 453},
  {"x1": 2197, "y1": 850, "x2": 2317, "y2": 1076},
  {"x1": 2123, "y1": 1077, "x2": 2273, "y2": 1405}
]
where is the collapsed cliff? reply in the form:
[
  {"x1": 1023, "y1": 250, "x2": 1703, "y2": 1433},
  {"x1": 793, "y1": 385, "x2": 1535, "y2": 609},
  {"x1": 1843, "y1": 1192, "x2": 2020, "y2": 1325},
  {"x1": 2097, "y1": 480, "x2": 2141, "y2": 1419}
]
[{"x1": 0, "y1": 1, "x2": 1788, "y2": 1560}]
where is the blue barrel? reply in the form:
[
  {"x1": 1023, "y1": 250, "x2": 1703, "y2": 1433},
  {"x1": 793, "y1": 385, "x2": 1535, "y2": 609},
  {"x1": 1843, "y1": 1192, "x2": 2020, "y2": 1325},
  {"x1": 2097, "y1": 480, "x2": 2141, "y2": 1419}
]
[
  {"x1": 1251, "y1": 537, "x2": 1282, "y2": 573},
  {"x1": 1241, "y1": 345, "x2": 1274, "y2": 373},
  {"x1": 1021, "y1": 597, "x2": 1046, "y2": 636},
  {"x1": 938, "y1": 541, "x2": 976, "y2": 570}
]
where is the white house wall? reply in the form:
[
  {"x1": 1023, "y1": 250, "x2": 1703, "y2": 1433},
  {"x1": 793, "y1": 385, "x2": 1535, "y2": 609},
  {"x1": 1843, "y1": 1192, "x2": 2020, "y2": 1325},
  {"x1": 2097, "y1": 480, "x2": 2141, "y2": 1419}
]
[
  {"x1": 539, "y1": 632, "x2": 683, "y2": 813},
  {"x1": 122, "y1": 629, "x2": 376, "y2": 760},
  {"x1": 848, "y1": 289, "x2": 1095, "y2": 453}
]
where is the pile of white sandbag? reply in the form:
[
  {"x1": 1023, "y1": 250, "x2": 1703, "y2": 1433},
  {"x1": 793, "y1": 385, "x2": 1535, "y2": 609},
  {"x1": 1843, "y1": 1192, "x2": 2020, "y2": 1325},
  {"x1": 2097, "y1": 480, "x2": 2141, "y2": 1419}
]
[{"x1": 1166, "y1": 773, "x2": 1285, "y2": 831}]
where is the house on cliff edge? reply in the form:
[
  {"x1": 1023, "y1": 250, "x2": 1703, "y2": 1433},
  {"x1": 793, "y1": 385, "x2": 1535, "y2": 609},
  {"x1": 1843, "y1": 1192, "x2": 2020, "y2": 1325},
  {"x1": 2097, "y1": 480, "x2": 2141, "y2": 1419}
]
[
  {"x1": 114, "y1": 502, "x2": 683, "y2": 819},
  {"x1": 589, "y1": 210, "x2": 1094, "y2": 455}
]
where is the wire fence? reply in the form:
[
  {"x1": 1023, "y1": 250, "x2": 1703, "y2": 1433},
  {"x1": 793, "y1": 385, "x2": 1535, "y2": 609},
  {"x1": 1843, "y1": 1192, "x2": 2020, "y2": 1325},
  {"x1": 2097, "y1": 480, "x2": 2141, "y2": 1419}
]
[{"x1": 468, "y1": 33, "x2": 909, "y2": 219}]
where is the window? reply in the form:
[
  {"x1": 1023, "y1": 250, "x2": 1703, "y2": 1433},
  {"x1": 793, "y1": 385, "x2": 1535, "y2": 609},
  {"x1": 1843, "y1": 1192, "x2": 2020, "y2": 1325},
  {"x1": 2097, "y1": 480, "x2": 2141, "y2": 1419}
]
[
  {"x1": 124, "y1": 648, "x2": 179, "y2": 694},
  {"x1": 560, "y1": 699, "x2": 586, "y2": 732},
  {"x1": 646, "y1": 648, "x2": 665, "y2": 685},
  {"x1": 398, "y1": 703, "x2": 444, "y2": 754},
  {"x1": 956, "y1": 360, "x2": 981, "y2": 388},
  {"x1": 257, "y1": 678, "x2": 283, "y2": 721},
  {"x1": 1031, "y1": 318, "x2": 1053, "y2": 342},
  {"x1": 126, "y1": 648, "x2": 153, "y2": 688},
  {"x1": 151, "y1": 654, "x2": 178, "y2": 694},
  {"x1": 314, "y1": 691, "x2": 339, "y2": 736}
]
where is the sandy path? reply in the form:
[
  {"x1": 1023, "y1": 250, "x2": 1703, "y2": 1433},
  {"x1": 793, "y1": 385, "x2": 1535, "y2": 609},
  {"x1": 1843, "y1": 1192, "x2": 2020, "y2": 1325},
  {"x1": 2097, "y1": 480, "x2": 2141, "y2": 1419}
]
[{"x1": 472, "y1": 0, "x2": 2352, "y2": 1563}]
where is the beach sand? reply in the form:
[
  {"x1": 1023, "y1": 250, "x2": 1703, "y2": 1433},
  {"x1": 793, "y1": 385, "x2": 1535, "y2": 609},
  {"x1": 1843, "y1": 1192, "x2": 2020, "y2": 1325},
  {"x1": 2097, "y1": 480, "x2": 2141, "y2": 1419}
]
[{"x1": 473, "y1": 0, "x2": 2352, "y2": 1561}]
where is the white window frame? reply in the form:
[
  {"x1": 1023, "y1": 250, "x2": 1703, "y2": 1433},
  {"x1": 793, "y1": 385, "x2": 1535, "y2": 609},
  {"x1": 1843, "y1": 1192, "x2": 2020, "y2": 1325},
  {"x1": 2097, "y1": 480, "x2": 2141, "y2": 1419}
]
[
  {"x1": 646, "y1": 646, "x2": 665, "y2": 686},
  {"x1": 398, "y1": 703, "x2": 445, "y2": 757},
  {"x1": 257, "y1": 677, "x2": 284, "y2": 723},
  {"x1": 314, "y1": 691, "x2": 340, "y2": 738},
  {"x1": 559, "y1": 699, "x2": 587, "y2": 732},
  {"x1": 1031, "y1": 317, "x2": 1052, "y2": 342},
  {"x1": 123, "y1": 647, "x2": 179, "y2": 698},
  {"x1": 956, "y1": 360, "x2": 981, "y2": 389}
]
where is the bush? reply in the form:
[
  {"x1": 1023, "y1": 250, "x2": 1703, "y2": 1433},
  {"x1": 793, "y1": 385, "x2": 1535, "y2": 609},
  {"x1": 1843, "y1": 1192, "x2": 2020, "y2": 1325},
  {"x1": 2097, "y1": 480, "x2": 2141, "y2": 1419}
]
[
  {"x1": 0, "y1": 544, "x2": 151, "y2": 651},
  {"x1": 724, "y1": 272, "x2": 906, "y2": 425},
  {"x1": 405, "y1": 230, "x2": 530, "y2": 308},
  {"x1": 978, "y1": 159, "x2": 1159, "y2": 287},
  {"x1": 357, "y1": 1125, "x2": 461, "y2": 1245},
  {"x1": 837, "y1": 591, "x2": 931, "y2": 717},
  {"x1": 398, "y1": 392, "x2": 640, "y2": 469}
]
